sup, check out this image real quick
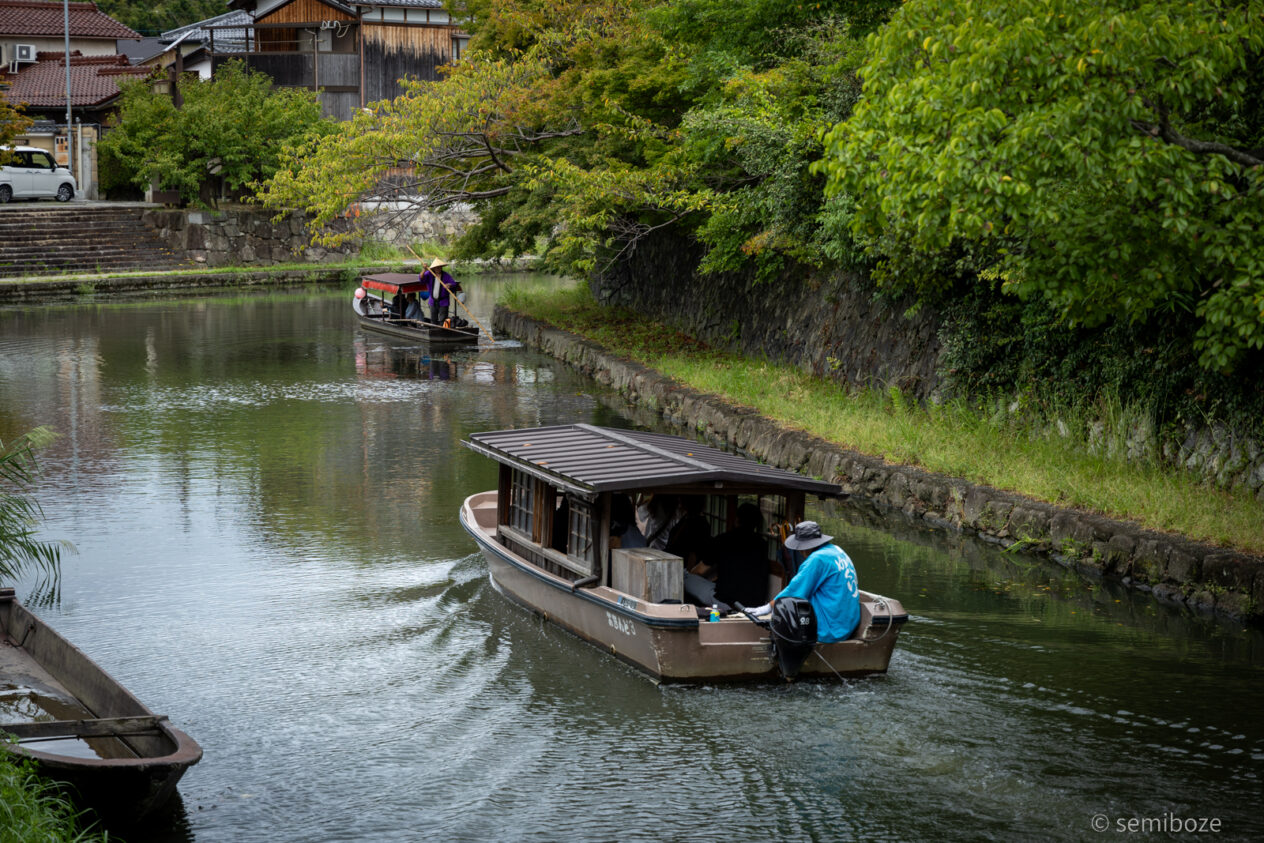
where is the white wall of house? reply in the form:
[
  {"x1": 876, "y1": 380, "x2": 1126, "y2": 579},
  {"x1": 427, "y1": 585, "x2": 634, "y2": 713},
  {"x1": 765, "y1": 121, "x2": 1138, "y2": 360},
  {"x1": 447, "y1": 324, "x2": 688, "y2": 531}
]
[{"x1": 1, "y1": 36, "x2": 118, "y2": 65}]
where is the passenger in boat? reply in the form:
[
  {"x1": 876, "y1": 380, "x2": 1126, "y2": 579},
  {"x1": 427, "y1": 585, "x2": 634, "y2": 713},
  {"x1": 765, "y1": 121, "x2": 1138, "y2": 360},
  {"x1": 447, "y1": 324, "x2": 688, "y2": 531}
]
[
  {"x1": 404, "y1": 292, "x2": 423, "y2": 320},
  {"x1": 391, "y1": 290, "x2": 407, "y2": 318},
  {"x1": 709, "y1": 503, "x2": 769, "y2": 610},
  {"x1": 421, "y1": 258, "x2": 461, "y2": 325},
  {"x1": 638, "y1": 493, "x2": 678, "y2": 550},
  {"x1": 665, "y1": 495, "x2": 711, "y2": 569},
  {"x1": 748, "y1": 521, "x2": 860, "y2": 642},
  {"x1": 609, "y1": 494, "x2": 647, "y2": 549},
  {"x1": 551, "y1": 496, "x2": 570, "y2": 553}
]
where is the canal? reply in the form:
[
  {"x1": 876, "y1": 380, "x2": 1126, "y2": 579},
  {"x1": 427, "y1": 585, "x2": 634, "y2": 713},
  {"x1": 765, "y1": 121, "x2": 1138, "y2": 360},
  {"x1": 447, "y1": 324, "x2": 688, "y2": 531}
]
[{"x1": 1, "y1": 280, "x2": 1261, "y2": 841}]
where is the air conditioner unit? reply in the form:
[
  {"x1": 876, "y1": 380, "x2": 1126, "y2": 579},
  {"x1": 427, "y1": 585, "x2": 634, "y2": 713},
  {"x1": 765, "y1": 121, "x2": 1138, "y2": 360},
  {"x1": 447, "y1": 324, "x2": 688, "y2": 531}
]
[{"x1": 14, "y1": 44, "x2": 37, "y2": 63}]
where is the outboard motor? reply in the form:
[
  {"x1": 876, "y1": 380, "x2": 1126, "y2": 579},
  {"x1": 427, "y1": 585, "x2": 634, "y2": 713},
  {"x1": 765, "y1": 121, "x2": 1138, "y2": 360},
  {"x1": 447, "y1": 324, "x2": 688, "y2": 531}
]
[{"x1": 769, "y1": 597, "x2": 817, "y2": 680}]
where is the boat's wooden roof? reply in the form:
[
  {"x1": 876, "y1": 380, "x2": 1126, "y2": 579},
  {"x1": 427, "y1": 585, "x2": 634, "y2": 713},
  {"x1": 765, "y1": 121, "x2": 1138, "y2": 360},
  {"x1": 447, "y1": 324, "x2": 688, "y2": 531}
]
[
  {"x1": 362, "y1": 273, "x2": 427, "y2": 294},
  {"x1": 464, "y1": 424, "x2": 841, "y2": 499}
]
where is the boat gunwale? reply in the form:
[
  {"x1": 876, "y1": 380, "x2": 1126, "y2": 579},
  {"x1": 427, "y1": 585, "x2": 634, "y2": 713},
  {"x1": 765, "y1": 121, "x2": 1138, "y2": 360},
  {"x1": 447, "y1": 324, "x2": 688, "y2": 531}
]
[
  {"x1": 352, "y1": 306, "x2": 481, "y2": 346},
  {"x1": 460, "y1": 499, "x2": 700, "y2": 629},
  {"x1": 461, "y1": 494, "x2": 907, "y2": 630},
  {"x1": 0, "y1": 590, "x2": 204, "y2": 773}
]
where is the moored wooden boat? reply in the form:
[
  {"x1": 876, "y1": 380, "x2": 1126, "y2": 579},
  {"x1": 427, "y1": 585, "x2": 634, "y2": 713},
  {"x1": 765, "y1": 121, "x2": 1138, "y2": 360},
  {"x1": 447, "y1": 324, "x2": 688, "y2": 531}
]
[
  {"x1": 460, "y1": 424, "x2": 908, "y2": 682},
  {"x1": 0, "y1": 588, "x2": 202, "y2": 825},
  {"x1": 354, "y1": 273, "x2": 482, "y2": 346}
]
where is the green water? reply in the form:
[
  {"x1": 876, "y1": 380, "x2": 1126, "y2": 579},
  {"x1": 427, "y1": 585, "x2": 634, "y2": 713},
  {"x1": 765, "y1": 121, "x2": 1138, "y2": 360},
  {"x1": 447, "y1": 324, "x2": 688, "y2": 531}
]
[{"x1": 0, "y1": 280, "x2": 1260, "y2": 841}]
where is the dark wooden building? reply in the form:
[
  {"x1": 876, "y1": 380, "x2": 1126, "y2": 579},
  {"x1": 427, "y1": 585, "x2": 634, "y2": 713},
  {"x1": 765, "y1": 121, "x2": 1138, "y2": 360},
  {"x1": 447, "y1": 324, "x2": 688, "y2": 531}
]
[{"x1": 217, "y1": 0, "x2": 467, "y2": 120}]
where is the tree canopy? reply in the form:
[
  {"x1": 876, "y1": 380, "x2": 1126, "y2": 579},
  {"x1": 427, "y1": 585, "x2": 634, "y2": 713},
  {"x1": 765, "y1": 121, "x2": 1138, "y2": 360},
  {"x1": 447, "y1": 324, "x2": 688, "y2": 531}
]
[
  {"x1": 257, "y1": 0, "x2": 1264, "y2": 374},
  {"x1": 0, "y1": 98, "x2": 33, "y2": 166},
  {"x1": 100, "y1": 60, "x2": 332, "y2": 207},
  {"x1": 817, "y1": 0, "x2": 1264, "y2": 371},
  {"x1": 258, "y1": 0, "x2": 895, "y2": 280}
]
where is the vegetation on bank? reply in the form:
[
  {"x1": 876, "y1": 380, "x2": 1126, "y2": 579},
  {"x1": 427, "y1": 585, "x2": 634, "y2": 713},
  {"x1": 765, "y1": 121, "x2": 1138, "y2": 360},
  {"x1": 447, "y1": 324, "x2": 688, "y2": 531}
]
[
  {"x1": 503, "y1": 284, "x2": 1264, "y2": 555},
  {"x1": 249, "y1": 0, "x2": 1264, "y2": 463},
  {"x1": 1, "y1": 434, "x2": 96, "y2": 840},
  {"x1": 100, "y1": 61, "x2": 333, "y2": 208},
  {"x1": 0, "y1": 746, "x2": 104, "y2": 843}
]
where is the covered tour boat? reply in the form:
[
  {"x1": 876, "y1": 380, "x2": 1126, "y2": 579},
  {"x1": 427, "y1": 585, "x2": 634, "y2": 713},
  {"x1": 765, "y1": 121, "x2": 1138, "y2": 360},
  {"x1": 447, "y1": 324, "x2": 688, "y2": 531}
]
[
  {"x1": 353, "y1": 273, "x2": 481, "y2": 346},
  {"x1": 460, "y1": 424, "x2": 907, "y2": 682}
]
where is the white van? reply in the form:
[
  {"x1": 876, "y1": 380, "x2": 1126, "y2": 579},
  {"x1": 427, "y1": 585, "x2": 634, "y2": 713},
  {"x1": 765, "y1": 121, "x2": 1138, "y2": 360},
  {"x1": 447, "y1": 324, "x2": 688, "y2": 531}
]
[{"x1": 0, "y1": 146, "x2": 77, "y2": 203}]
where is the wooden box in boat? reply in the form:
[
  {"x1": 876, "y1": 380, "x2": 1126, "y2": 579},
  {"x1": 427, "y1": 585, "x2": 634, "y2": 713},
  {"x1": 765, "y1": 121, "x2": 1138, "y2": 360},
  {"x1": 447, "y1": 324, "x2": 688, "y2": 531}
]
[
  {"x1": 460, "y1": 424, "x2": 908, "y2": 682},
  {"x1": 0, "y1": 588, "x2": 202, "y2": 825}
]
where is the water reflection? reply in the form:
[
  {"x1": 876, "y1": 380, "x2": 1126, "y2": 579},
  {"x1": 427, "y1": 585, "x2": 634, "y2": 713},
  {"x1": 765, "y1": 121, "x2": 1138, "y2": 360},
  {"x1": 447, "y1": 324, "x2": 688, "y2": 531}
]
[{"x1": 0, "y1": 282, "x2": 1261, "y2": 842}]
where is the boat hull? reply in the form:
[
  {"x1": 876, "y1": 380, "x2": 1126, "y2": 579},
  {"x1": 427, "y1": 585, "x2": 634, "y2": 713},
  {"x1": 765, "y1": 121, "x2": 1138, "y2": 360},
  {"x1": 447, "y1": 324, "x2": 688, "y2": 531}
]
[
  {"x1": 460, "y1": 492, "x2": 906, "y2": 682},
  {"x1": 352, "y1": 297, "x2": 481, "y2": 346},
  {"x1": 0, "y1": 591, "x2": 202, "y2": 826}
]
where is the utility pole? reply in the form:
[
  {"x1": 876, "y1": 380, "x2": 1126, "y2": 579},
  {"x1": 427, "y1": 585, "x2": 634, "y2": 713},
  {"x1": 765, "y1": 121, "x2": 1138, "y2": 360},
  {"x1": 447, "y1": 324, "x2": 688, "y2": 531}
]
[{"x1": 63, "y1": 0, "x2": 73, "y2": 180}]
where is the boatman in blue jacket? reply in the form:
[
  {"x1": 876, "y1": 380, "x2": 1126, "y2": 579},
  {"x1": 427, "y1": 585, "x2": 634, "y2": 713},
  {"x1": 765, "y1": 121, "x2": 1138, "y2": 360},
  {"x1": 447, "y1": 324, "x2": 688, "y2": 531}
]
[{"x1": 749, "y1": 521, "x2": 860, "y2": 642}]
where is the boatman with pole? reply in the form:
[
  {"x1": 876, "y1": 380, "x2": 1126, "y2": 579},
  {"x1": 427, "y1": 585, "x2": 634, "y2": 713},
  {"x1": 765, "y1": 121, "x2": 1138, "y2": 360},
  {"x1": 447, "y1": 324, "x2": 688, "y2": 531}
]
[
  {"x1": 748, "y1": 521, "x2": 861, "y2": 642},
  {"x1": 421, "y1": 258, "x2": 461, "y2": 326}
]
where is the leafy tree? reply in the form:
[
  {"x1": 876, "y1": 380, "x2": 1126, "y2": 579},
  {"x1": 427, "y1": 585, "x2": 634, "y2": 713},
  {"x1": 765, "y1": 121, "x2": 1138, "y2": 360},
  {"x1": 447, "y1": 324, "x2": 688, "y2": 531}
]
[
  {"x1": 95, "y1": 0, "x2": 225, "y2": 36},
  {"x1": 100, "y1": 60, "x2": 332, "y2": 207},
  {"x1": 261, "y1": 0, "x2": 898, "y2": 278},
  {"x1": 0, "y1": 428, "x2": 65, "y2": 586},
  {"x1": 259, "y1": 47, "x2": 574, "y2": 245},
  {"x1": 0, "y1": 98, "x2": 33, "y2": 167},
  {"x1": 818, "y1": 0, "x2": 1264, "y2": 371}
]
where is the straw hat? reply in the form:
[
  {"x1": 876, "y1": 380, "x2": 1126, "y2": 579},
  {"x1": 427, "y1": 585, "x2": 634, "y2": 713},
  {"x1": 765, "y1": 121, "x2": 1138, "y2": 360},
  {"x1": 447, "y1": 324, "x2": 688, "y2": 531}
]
[{"x1": 428, "y1": 257, "x2": 449, "y2": 271}]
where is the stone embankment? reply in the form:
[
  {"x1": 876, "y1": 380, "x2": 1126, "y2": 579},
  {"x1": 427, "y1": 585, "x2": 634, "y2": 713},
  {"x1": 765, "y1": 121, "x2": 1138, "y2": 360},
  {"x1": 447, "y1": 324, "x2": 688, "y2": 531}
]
[{"x1": 495, "y1": 305, "x2": 1264, "y2": 624}]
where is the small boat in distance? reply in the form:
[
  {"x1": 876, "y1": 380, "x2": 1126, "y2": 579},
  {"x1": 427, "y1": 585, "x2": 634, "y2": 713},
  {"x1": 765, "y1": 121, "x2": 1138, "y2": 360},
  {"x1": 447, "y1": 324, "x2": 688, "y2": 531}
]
[
  {"x1": 0, "y1": 588, "x2": 202, "y2": 826},
  {"x1": 460, "y1": 424, "x2": 908, "y2": 682},
  {"x1": 353, "y1": 273, "x2": 482, "y2": 347}
]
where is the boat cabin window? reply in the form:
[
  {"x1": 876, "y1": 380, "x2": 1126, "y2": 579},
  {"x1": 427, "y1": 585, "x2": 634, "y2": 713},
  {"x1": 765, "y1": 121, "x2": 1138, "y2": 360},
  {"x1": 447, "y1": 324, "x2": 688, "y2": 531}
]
[
  {"x1": 566, "y1": 500, "x2": 596, "y2": 569},
  {"x1": 498, "y1": 469, "x2": 599, "y2": 579},
  {"x1": 508, "y1": 468, "x2": 536, "y2": 536}
]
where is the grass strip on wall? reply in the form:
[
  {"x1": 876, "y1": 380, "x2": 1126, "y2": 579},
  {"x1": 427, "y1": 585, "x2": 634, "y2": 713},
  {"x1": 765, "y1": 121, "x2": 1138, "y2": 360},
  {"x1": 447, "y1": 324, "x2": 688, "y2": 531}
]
[{"x1": 503, "y1": 283, "x2": 1264, "y2": 554}]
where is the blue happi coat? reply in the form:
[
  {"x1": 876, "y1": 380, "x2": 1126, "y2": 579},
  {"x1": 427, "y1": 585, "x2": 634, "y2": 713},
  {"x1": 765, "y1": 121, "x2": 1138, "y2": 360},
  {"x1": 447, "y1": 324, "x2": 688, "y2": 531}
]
[{"x1": 775, "y1": 544, "x2": 860, "y2": 642}]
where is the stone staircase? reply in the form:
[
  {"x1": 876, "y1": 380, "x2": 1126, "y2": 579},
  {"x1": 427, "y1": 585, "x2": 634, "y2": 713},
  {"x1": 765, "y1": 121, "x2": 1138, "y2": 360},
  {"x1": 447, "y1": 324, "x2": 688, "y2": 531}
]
[{"x1": 0, "y1": 204, "x2": 191, "y2": 277}]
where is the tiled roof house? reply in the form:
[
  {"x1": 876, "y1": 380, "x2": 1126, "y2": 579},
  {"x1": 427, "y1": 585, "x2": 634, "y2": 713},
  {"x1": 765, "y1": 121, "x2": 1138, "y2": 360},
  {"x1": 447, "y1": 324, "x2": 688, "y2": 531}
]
[
  {"x1": 5, "y1": 51, "x2": 150, "y2": 114},
  {"x1": 0, "y1": 0, "x2": 138, "y2": 64},
  {"x1": 1, "y1": 0, "x2": 144, "y2": 115}
]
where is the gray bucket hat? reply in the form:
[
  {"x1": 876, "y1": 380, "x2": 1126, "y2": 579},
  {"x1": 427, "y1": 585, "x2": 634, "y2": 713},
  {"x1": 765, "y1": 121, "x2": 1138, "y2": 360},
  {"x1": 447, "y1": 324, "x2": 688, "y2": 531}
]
[{"x1": 784, "y1": 520, "x2": 833, "y2": 551}]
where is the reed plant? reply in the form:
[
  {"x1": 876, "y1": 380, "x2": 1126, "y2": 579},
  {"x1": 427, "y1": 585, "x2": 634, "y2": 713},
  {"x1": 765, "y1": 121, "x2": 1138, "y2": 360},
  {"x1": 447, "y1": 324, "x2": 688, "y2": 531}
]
[
  {"x1": 501, "y1": 284, "x2": 1264, "y2": 554},
  {"x1": 0, "y1": 745, "x2": 105, "y2": 842}
]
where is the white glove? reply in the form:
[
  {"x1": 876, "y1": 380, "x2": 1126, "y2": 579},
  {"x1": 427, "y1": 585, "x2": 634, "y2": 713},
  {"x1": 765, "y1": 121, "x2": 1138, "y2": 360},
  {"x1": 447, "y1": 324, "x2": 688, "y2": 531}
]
[{"x1": 749, "y1": 604, "x2": 772, "y2": 617}]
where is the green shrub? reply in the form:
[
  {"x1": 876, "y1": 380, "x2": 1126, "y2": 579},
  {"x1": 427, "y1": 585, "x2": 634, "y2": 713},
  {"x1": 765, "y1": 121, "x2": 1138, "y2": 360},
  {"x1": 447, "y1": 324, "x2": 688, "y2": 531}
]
[{"x1": 0, "y1": 745, "x2": 105, "y2": 842}]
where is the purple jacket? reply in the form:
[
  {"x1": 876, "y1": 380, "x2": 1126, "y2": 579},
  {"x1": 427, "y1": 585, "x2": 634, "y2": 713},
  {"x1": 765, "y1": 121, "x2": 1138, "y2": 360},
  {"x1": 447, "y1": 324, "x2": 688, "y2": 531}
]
[{"x1": 421, "y1": 270, "x2": 459, "y2": 305}]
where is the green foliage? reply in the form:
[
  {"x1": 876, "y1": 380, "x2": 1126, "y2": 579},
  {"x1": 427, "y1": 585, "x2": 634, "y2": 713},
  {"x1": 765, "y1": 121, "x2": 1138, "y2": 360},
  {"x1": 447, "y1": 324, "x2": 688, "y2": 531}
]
[
  {"x1": 0, "y1": 99, "x2": 33, "y2": 166},
  {"x1": 819, "y1": 0, "x2": 1264, "y2": 372},
  {"x1": 938, "y1": 281, "x2": 1264, "y2": 437},
  {"x1": 259, "y1": 48, "x2": 563, "y2": 244},
  {"x1": 0, "y1": 428, "x2": 64, "y2": 588},
  {"x1": 100, "y1": 60, "x2": 331, "y2": 207},
  {"x1": 260, "y1": 0, "x2": 900, "y2": 279},
  {"x1": 95, "y1": 0, "x2": 224, "y2": 35},
  {"x1": 0, "y1": 743, "x2": 104, "y2": 842},
  {"x1": 505, "y1": 284, "x2": 1264, "y2": 552}
]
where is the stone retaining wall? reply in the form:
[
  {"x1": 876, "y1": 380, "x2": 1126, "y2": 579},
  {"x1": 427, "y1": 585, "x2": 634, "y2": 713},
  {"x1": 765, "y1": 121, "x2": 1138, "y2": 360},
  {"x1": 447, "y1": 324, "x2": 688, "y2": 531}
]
[
  {"x1": 496, "y1": 305, "x2": 1264, "y2": 624},
  {"x1": 0, "y1": 268, "x2": 356, "y2": 301},
  {"x1": 138, "y1": 206, "x2": 479, "y2": 268},
  {"x1": 142, "y1": 208, "x2": 360, "y2": 267},
  {"x1": 594, "y1": 231, "x2": 1264, "y2": 500}
]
